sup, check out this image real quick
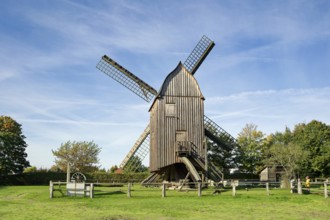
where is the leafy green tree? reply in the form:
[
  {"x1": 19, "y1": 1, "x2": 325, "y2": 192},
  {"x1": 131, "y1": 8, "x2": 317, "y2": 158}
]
[
  {"x1": 265, "y1": 141, "x2": 309, "y2": 180},
  {"x1": 52, "y1": 141, "x2": 101, "y2": 173},
  {"x1": 23, "y1": 166, "x2": 37, "y2": 173},
  {"x1": 207, "y1": 137, "x2": 237, "y2": 175},
  {"x1": 205, "y1": 121, "x2": 239, "y2": 176},
  {"x1": 292, "y1": 120, "x2": 330, "y2": 177},
  {"x1": 237, "y1": 123, "x2": 267, "y2": 174},
  {"x1": 109, "y1": 165, "x2": 118, "y2": 173},
  {"x1": 49, "y1": 165, "x2": 63, "y2": 172},
  {"x1": 0, "y1": 116, "x2": 30, "y2": 175}
]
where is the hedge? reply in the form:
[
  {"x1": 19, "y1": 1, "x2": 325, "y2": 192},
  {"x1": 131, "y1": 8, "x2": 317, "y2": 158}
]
[
  {"x1": 1, "y1": 171, "x2": 261, "y2": 186},
  {"x1": 0, "y1": 172, "x2": 150, "y2": 185}
]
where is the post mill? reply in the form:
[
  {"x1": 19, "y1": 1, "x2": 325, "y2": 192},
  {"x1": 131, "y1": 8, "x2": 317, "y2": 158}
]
[{"x1": 96, "y1": 36, "x2": 238, "y2": 185}]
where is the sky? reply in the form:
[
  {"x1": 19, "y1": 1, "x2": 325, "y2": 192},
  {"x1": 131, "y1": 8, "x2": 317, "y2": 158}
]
[{"x1": 1, "y1": 0, "x2": 330, "y2": 169}]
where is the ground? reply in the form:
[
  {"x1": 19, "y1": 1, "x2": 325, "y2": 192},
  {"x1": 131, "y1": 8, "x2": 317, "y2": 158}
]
[{"x1": 0, "y1": 185, "x2": 329, "y2": 219}]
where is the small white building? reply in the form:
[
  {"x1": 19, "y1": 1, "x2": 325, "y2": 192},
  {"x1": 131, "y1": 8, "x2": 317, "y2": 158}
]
[{"x1": 260, "y1": 165, "x2": 285, "y2": 182}]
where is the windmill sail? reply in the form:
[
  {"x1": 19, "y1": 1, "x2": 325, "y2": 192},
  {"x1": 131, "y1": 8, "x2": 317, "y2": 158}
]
[
  {"x1": 97, "y1": 55, "x2": 157, "y2": 102},
  {"x1": 119, "y1": 124, "x2": 150, "y2": 172},
  {"x1": 183, "y1": 35, "x2": 215, "y2": 75},
  {"x1": 204, "y1": 115, "x2": 238, "y2": 152}
]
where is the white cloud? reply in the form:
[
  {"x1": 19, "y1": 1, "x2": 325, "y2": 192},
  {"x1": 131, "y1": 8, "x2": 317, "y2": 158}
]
[{"x1": 205, "y1": 87, "x2": 330, "y2": 136}]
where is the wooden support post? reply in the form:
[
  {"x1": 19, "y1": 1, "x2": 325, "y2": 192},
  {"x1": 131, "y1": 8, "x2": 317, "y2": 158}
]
[
  {"x1": 127, "y1": 183, "x2": 131, "y2": 198},
  {"x1": 324, "y1": 182, "x2": 328, "y2": 199},
  {"x1": 162, "y1": 183, "x2": 166, "y2": 198},
  {"x1": 90, "y1": 183, "x2": 94, "y2": 199},
  {"x1": 49, "y1": 181, "x2": 53, "y2": 199},
  {"x1": 297, "y1": 178, "x2": 302, "y2": 195},
  {"x1": 198, "y1": 182, "x2": 202, "y2": 197},
  {"x1": 266, "y1": 182, "x2": 269, "y2": 196}
]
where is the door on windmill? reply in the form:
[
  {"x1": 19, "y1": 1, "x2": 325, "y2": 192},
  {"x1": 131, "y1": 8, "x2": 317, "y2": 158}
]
[{"x1": 176, "y1": 131, "x2": 190, "y2": 157}]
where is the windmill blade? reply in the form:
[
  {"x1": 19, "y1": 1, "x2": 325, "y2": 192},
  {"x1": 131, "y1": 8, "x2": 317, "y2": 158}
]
[
  {"x1": 183, "y1": 35, "x2": 215, "y2": 75},
  {"x1": 203, "y1": 115, "x2": 238, "y2": 152},
  {"x1": 120, "y1": 124, "x2": 150, "y2": 172},
  {"x1": 97, "y1": 55, "x2": 158, "y2": 102}
]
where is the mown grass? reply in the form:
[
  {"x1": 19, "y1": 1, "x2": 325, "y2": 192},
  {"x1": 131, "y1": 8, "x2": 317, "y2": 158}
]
[{"x1": 0, "y1": 185, "x2": 329, "y2": 220}]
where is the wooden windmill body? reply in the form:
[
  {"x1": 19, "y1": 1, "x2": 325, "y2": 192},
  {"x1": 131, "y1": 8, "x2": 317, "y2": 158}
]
[
  {"x1": 149, "y1": 63, "x2": 205, "y2": 181},
  {"x1": 97, "y1": 36, "x2": 238, "y2": 184}
]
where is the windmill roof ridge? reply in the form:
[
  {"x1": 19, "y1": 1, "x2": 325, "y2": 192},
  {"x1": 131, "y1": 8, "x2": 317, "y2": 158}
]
[{"x1": 148, "y1": 62, "x2": 204, "y2": 111}]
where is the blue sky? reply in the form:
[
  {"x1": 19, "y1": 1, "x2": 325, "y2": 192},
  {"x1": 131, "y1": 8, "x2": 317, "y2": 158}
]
[{"x1": 1, "y1": 0, "x2": 330, "y2": 169}]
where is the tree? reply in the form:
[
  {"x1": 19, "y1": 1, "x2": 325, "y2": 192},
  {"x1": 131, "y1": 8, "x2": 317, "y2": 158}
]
[
  {"x1": 109, "y1": 165, "x2": 118, "y2": 173},
  {"x1": 23, "y1": 166, "x2": 37, "y2": 173},
  {"x1": 236, "y1": 123, "x2": 267, "y2": 174},
  {"x1": 292, "y1": 120, "x2": 330, "y2": 177},
  {"x1": 0, "y1": 116, "x2": 30, "y2": 176},
  {"x1": 265, "y1": 141, "x2": 309, "y2": 180},
  {"x1": 205, "y1": 121, "x2": 239, "y2": 175},
  {"x1": 207, "y1": 137, "x2": 237, "y2": 175},
  {"x1": 264, "y1": 120, "x2": 330, "y2": 179},
  {"x1": 52, "y1": 141, "x2": 101, "y2": 173}
]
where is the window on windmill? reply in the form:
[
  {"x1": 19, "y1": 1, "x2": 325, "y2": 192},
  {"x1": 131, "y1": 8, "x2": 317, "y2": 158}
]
[
  {"x1": 165, "y1": 104, "x2": 176, "y2": 117},
  {"x1": 176, "y1": 131, "x2": 187, "y2": 142}
]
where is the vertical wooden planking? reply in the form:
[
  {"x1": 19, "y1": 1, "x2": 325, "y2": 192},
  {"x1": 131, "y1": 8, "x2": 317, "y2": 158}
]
[{"x1": 149, "y1": 63, "x2": 205, "y2": 172}]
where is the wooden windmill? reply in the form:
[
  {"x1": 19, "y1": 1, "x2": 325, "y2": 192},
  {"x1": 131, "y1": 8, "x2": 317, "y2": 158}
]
[{"x1": 96, "y1": 36, "x2": 238, "y2": 184}]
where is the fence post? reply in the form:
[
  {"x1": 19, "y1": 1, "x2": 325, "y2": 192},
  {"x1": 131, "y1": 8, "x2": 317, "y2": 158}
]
[
  {"x1": 127, "y1": 183, "x2": 131, "y2": 198},
  {"x1": 297, "y1": 178, "x2": 302, "y2": 195},
  {"x1": 162, "y1": 183, "x2": 166, "y2": 198},
  {"x1": 198, "y1": 182, "x2": 202, "y2": 197},
  {"x1": 49, "y1": 181, "x2": 53, "y2": 199},
  {"x1": 232, "y1": 182, "x2": 236, "y2": 197},
  {"x1": 266, "y1": 182, "x2": 269, "y2": 196},
  {"x1": 66, "y1": 162, "x2": 70, "y2": 183},
  {"x1": 324, "y1": 182, "x2": 328, "y2": 199},
  {"x1": 90, "y1": 183, "x2": 94, "y2": 199},
  {"x1": 290, "y1": 180, "x2": 294, "y2": 194}
]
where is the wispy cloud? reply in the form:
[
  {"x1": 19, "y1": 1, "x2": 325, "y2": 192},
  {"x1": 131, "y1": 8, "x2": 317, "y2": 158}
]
[{"x1": 206, "y1": 87, "x2": 330, "y2": 136}]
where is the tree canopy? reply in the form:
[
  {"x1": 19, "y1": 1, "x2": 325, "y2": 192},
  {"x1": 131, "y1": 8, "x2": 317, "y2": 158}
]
[
  {"x1": 52, "y1": 141, "x2": 101, "y2": 173},
  {"x1": 236, "y1": 123, "x2": 267, "y2": 174},
  {"x1": 0, "y1": 116, "x2": 30, "y2": 175},
  {"x1": 265, "y1": 141, "x2": 309, "y2": 180},
  {"x1": 207, "y1": 136, "x2": 237, "y2": 175},
  {"x1": 291, "y1": 120, "x2": 330, "y2": 177},
  {"x1": 235, "y1": 120, "x2": 330, "y2": 178}
]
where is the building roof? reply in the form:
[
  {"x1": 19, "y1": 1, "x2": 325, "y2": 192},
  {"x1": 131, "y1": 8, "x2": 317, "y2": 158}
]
[{"x1": 149, "y1": 62, "x2": 204, "y2": 111}]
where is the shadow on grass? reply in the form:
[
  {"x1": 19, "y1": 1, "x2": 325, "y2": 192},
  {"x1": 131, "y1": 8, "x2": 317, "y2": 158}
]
[
  {"x1": 0, "y1": 186, "x2": 7, "y2": 190},
  {"x1": 94, "y1": 190, "x2": 126, "y2": 196},
  {"x1": 51, "y1": 189, "x2": 129, "y2": 198}
]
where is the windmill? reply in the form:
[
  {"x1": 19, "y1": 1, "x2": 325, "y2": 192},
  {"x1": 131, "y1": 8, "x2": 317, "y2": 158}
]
[{"x1": 96, "y1": 36, "x2": 238, "y2": 184}]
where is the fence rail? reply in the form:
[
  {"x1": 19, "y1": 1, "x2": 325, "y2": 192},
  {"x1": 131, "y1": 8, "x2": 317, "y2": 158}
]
[{"x1": 49, "y1": 180, "x2": 329, "y2": 199}]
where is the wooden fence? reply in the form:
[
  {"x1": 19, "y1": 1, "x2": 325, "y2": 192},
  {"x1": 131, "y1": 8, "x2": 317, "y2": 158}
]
[{"x1": 49, "y1": 180, "x2": 329, "y2": 199}]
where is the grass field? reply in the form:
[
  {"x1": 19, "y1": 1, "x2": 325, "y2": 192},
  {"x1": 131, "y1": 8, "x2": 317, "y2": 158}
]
[{"x1": 0, "y1": 185, "x2": 329, "y2": 220}]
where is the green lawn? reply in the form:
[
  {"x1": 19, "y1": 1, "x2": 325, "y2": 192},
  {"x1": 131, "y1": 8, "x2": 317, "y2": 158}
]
[{"x1": 0, "y1": 185, "x2": 329, "y2": 220}]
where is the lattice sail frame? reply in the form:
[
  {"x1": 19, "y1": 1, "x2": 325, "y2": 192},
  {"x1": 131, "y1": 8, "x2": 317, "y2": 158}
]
[
  {"x1": 183, "y1": 35, "x2": 215, "y2": 75},
  {"x1": 123, "y1": 137, "x2": 150, "y2": 172},
  {"x1": 120, "y1": 125, "x2": 150, "y2": 172},
  {"x1": 96, "y1": 55, "x2": 157, "y2": 102},
  {"x1": 204, "y1": 115, "x2": 238, "y2": 152}
]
